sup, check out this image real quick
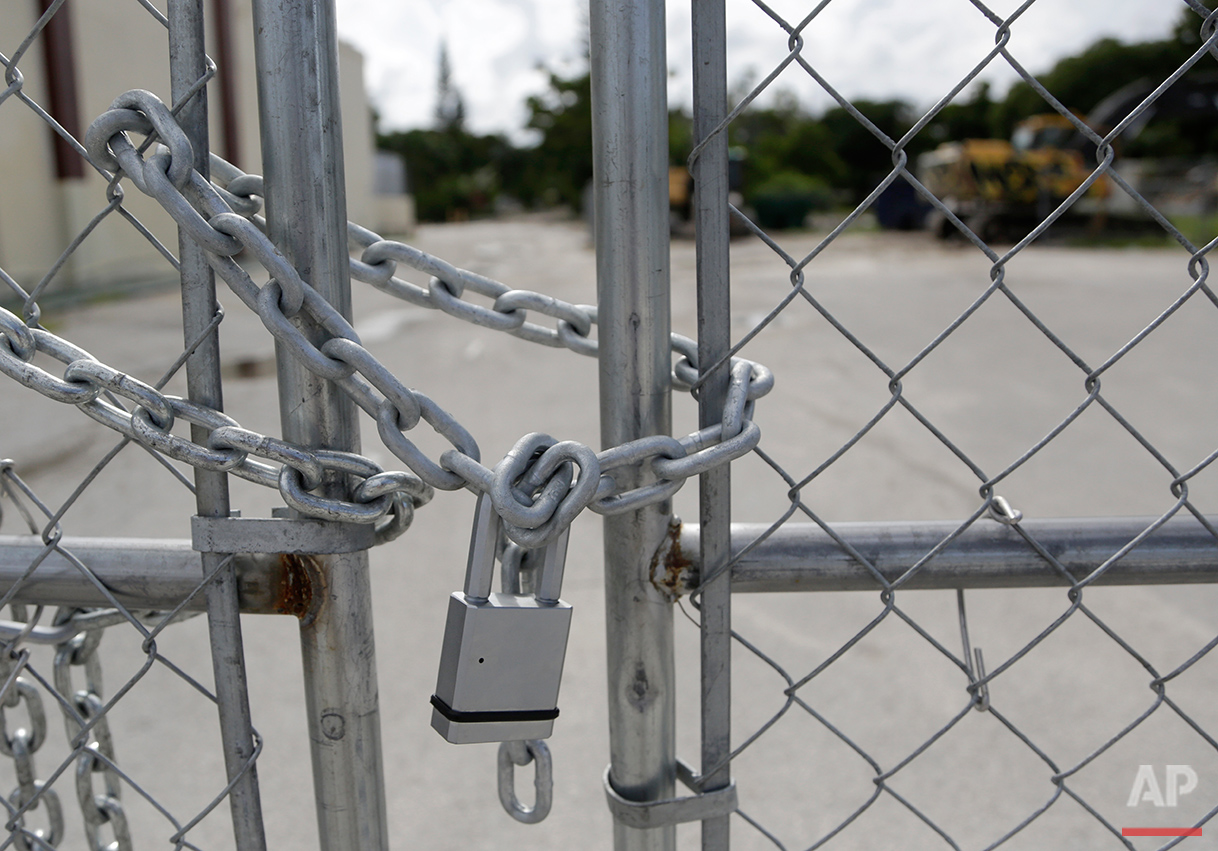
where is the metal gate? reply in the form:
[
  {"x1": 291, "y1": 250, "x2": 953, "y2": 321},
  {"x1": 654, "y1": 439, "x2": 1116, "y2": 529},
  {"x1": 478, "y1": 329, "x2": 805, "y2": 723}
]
[
  {"x1": 3, "y1": 0, "x2": 1218, "y2": 849},
  {"x1": 669, "y1": 1, "x2": 1218, "y2": 849}
]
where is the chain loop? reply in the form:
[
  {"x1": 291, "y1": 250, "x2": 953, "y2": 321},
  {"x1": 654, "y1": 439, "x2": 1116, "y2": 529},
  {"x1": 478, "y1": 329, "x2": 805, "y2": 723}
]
[
  {"x1": 256, "y1": 282, "x2": 358, "y2": 381},
  {"x1": 211, "y1": 426, "x2": 325, "y2": 492},
  {"x1": 322, "y1": 338, "x2": 422, "y2": 430},
  {"x1": 61, "y1": 361, "x2": 174, "y2": 431},
  {"x1": 0, "y1": 609, "x2": 63, "y2": 851},
  {"x1": 129, "y1": 397, "x2": 250, "y2": 475},
  {"x1": 278, "y1": 451, "x2": 396, "y2": 524},
  {"x1": 498, "y1": 739, "x2": 553, "y2": 824},
  {"x1": 52, "y1": 617, "x2": 131, "y2": 851},
  {"x1": 591, "y1": 435, "x2": 689, "y2": 515},
  {"x1": 0, "y1": 316, "x2": 103, "y2": 405},
  {"x1": 212, "y1": 214, "x2": 306, "y2": 316},
  {"x1": 106, "y1": 89, "x2": 193, "y2": 187},
  {"x1": 0, "y1": 681, "x2": 46, "y2": 758},
  {"x1": 0, "y1": 311, "x2": 35, "y2": 362},
  {"x1": 378, "y1": 393, "x2": 481, "y2": 492}
]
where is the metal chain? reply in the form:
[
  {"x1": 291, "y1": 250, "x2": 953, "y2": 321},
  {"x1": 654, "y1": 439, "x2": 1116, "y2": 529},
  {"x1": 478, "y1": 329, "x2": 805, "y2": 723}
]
[
  {"x1": 0, "y1": 90, "x2": 774, "y2": 547},
  {"x1": 212, "y1": 176, "x2": 773, "y2": 542},
  {"x1": 0, "y1": 308, "x2": 431, "y2": 543},
  {"x1": 0, "y1": 608, "x2": 64, "y2": 851},
  {"x1": 52, "y1": 615, "x2": 131, "y2": 851},
  {"x1": 497, "y1": 739, "x2": 553, "y2": 824},
  {"x1": 345, "y1": 222, "x2": 769, "y2": 405}
]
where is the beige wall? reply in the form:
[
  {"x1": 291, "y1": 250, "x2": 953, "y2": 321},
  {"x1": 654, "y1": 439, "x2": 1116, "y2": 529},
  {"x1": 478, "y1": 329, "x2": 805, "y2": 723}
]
[{"x1": 0, "y1": 0, "x2": 384, "y2": 297}]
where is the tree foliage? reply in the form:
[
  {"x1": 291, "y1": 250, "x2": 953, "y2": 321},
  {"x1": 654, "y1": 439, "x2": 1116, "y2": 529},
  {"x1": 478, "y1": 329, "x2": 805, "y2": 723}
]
[
  {"x1": 377, "y1": 127, "x2": 513, "y2": 222},
  {"x1": 379, "y1": 7, "x2": 1218, "y2": 221},
  {"x1": 516, "y1": 71, "x2": 594, "y2": 210}
]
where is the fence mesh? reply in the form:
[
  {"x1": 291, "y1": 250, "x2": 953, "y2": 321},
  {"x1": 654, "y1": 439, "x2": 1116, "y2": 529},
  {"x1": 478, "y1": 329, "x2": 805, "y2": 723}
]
[
  {"x1": 1, "y1": 3, "x2": 260, "y2": 848},
  {"x1": 687, "y1": 1, "x2": 1218, "y2": 849},
  {"x1": 8, "y1": 0, "x2": 1218, "y2": 848}
]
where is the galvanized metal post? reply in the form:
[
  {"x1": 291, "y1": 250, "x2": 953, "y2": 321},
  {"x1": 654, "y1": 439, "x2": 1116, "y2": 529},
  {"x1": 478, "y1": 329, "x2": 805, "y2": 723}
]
[
  {"x1": 590, "y1": 0, "x2": 676, "y2": 849},
  {"x1": 691, "y1": 1, "x2": 733, "y2": 849},
  {"x1": 250, "y1": 3, "x2": 389, "y2": 849},
  {"x1": 167, "y1": 3, "x2": 267, "y2": 849}
]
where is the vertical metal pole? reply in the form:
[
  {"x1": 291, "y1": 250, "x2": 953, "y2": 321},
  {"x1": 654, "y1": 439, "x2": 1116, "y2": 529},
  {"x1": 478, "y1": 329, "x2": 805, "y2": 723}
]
[
  {"x1": 590, "y1": 1, "x2": 675, "y2": 850},
  {"x1": 167, "y1": 4, "x2": 267, "y2": 849},
  {"x1": 691, "y1": 2, "x2": 733, "y2": 848},
  {"x1": 250, "y1": 3, "x2": 389, "y2": 849},
  {"x1": 691, "y1": 0, "x2": 732, "y2": 848}
]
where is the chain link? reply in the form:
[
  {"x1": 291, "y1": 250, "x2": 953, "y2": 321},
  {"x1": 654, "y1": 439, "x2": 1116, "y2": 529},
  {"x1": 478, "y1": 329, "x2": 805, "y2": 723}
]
[
  {"x1": 497, "y1": 739, "x2": 553, "y2": 824},
  {"x1": 0, "y1": 303, "x2": 432, "y2": 543},
  {"x1": 346, "y1": 224, "x2": 774, "y2": 401},
  {"x1": 52, "y1": 617, "x2": 131, "y2": 851},
  {"x1": 0, "y1": 609, "x2": 63, "y2": 851},
  {"x1": 0, "y1": 90, "x2": 777, "y2": 547}
]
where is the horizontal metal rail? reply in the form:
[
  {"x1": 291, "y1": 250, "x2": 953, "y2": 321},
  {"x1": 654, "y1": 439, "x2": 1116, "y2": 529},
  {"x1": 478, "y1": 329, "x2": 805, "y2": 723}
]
[
  {"x1": 674, "y1": 517, "x2": 1218, "y2": 593},
  {"x1": 0, "y1": 535, "x2": 314, "y2": 614}
]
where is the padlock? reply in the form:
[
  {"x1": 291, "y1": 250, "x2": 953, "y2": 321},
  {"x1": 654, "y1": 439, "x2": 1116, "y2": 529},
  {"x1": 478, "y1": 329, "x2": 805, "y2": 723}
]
[{"x1": 430, "y1": 492, "x2": 573, "y2": 744}]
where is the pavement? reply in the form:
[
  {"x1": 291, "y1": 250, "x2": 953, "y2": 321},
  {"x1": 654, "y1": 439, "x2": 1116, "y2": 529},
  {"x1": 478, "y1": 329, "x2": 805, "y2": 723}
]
[{"x1": 3, "y1": 217, "x2": 1218, "y2": 849}]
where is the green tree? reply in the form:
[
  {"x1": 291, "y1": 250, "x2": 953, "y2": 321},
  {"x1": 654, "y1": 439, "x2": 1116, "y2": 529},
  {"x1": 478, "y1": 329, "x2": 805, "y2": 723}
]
[
  {"x1": 729, "y1": 93, "x2": 846, "y2": 188},
  {"x1": 514, "y1": 70, "x2": 594, "y2": 211},
  {"x1": 821, "y1": 99, "x2": 922, "y2": 201},
  {"x1": 377, "y1": 45, "x2": 514, "y2": 221},
  {"x1": 378, "y1": 127, "x2": 513, "y2": 221},
  {"x1": 434, "y1": 43, "x2": 466, "y2": 132},
  {"x1": 991, "y1": 9, "x2": 1205, "y2": 138},
  {"x1": 925, "y1": 82, "x2": 995, "y2": 144}
]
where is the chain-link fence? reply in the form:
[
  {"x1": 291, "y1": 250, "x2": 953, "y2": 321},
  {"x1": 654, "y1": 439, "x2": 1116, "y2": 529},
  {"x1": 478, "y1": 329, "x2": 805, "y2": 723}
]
[
  {"x1": 674, "y1": 1, "x2": 1218, "y2": 849},
  {"x1": 1, "y1": 3, "x2": 264, "y2": 848},
  {"x1": 5, "y1": 0, "x2": 1218, "y2": 849},
  {"x1": 3, "y1": 0, "x2": 764, "y2": 847}
]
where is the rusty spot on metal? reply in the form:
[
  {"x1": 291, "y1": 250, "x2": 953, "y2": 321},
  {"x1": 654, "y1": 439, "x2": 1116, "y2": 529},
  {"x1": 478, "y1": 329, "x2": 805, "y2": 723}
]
[
  {"x1": 651, "y1": 519, "x2": 694, "y2": 601},
  {"x1": 275, "y1": 553, "x2": 318, "y2": 622}
]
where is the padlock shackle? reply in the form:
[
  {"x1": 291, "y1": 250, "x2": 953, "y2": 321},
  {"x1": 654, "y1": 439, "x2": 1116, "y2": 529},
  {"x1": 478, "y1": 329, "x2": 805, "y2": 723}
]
[
  {"x1": 464, "y1": 492, "x2": 499, "y2": 602},
  {"x1": 534, "y1": 525, "x2": 569, "y2": 604},
  {"x1": 466, "y1": 492, "x2": 570, "y2": 604}
]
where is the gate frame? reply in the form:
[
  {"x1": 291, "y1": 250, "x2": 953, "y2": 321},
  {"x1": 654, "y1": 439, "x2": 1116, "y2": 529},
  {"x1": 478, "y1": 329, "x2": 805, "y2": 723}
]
[
  {"x1": 248, "y1": 1, "x2": 390, "y2": 848},
  {"x1": 590, "y1": 0, "x2": 678, "y2": 849}
]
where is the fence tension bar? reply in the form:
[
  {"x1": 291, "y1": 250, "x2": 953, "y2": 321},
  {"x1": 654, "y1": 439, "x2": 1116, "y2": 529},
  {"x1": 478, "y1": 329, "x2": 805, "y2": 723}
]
[
  {"x1": 167, "y1": 2, "x2": 267, "y2": 849},
  {"x1": 691, "y1": 0, "x2": 734, "y2": 848}
]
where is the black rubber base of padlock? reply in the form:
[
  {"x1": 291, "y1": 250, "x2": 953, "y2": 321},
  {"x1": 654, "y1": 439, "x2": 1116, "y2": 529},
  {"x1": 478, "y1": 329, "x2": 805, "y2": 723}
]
[
  {"x1": 430, "y1": 694, "x2": 560, "y2": 725},
  {"x1": 430, "y1": 694, "x2": 560, "y2": 743}
]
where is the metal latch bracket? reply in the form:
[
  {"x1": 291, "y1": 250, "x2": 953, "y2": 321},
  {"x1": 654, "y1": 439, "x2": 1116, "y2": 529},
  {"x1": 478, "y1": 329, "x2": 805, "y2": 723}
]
[
  {"x1": 603, "y1": 759, "x2": 737, "y2": 829},
  {"x1": 191, "y1": 514, "x2": 375, "y2": 554}
]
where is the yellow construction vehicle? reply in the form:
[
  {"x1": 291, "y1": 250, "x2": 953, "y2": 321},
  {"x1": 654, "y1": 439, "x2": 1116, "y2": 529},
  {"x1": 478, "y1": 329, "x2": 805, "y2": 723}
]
[
  {"x1": 916, "y1": 75, "x2": 1218, "y2": 240},
  {"x1": 917, "y1": 114, "x2": 1108, "y2": 240}
]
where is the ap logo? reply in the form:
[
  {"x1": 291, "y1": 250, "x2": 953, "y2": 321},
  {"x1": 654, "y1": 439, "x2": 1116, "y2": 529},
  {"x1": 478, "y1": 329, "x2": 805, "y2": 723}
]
[{"x1": 1128, "y1": 765, "x2": 1199, "y2": 808}]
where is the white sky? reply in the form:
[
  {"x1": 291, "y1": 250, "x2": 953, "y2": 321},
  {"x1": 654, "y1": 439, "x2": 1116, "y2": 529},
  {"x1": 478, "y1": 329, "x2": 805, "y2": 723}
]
[{"x1": 335, "y1": 0, "x2": 1185, "y2": 141}]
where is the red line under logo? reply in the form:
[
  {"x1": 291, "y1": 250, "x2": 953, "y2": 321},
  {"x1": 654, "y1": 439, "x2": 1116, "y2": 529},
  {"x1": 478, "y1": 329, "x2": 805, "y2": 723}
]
[{"x1": 1122, "y1": 828, "x2": 1203, "y2": 837}]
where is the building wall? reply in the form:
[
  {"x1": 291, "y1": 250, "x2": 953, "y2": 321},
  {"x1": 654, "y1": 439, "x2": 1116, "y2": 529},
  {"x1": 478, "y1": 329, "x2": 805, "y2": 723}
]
[{"x1": 0, "y1": 0, "x2": 387, "y2": 297}]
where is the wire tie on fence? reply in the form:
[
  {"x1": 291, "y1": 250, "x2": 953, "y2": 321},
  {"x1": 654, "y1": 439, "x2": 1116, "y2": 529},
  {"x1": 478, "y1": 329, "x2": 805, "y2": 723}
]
[
  {"x1": 956, "y1": 589, "x2": 990, "y2": 712},
  {"x1": 0, "y1": 460, "x2": 11, "y2": 530},
  {"x1": 987, "y1": 495, "x2": 1023, "y2": 526},
  {"x1": 972, "y1": 647, "x2": 990, "y2": 712}
]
